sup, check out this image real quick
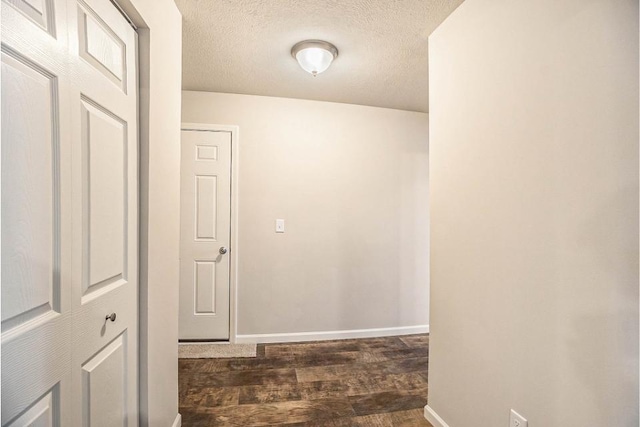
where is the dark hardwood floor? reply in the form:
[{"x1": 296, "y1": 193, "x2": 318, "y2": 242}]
[{"x1": 179, "y1": 334, "x2": 432, "y2": 426}]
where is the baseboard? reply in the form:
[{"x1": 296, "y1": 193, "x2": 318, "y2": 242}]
[
  {"x1": 172, "y1": 413, "x2": 182, "y2": 427},
  {"x1": 235, "y1": 324, "x2": 429, "y2": 344},
  {"x1": 424, "y1": 405, "x2": 449, "y2": 427}
]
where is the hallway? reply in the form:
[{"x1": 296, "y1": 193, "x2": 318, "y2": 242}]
[{"x1": 179, "y1": 335, "x2": 432, "y2": 426}]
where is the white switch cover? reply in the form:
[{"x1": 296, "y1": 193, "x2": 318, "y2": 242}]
[
  {"x1": 510, "y1": 410, "x2": 527, "y2": 427},
  {"x1": 275, "y1": 219, "x2": 285, "y2": 233}
]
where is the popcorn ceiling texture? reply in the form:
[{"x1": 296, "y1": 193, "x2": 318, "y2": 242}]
[{"x1": 175, "y1": 0, "x2": 465, "y2": 113}]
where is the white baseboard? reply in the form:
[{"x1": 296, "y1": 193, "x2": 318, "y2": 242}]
[
  {"x1": 424, "y1": 405, "x2": 449, "y2": 427},
  {"x1": 235, "y1": 324, "x2": 429, "y2": 344},
  {"x1": 172, "y1": 413, "x2": 182, "y2": 427}
]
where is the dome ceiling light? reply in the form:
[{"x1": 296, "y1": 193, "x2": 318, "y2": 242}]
[{"x1": 291, "y1": 40, "x2": 338, "y2": 77}]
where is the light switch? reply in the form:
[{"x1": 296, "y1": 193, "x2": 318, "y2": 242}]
[{"x1": 275, "y1": 219, "x2": 285, "y2": 233}]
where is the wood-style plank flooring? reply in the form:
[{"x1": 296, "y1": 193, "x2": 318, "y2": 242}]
[{"x1": 179, "y1": 334, "x2": 432, "y2": 426}]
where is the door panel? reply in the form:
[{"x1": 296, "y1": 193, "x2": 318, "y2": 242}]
[
  {"x1": 195, "y1": 175, "x2": 217, "y2": 240},
  {"x1": 77, "y1": 1, "x2": 126, "y2": 91},
  {"x1": 6, "y1": 386, "x2": 59, "y2": 427},
  {"x1": 195, "y1": 261, "x2": 216, "y2": 314},
  {"x1": 81, "y1": 97, "x2": 127, "y2": 297},
  {"x1": 180, "y1": 130, "x2": 232, "y2": 340},
  {"x1": 4, "y1": 0, "x2": 55, "y2": 35},
  {"x1": 1, "y1": 49, "x2": 59, "y2": 330},
  {"x1": 81, "y1": 333, "x2": 127, "y2": 427}
]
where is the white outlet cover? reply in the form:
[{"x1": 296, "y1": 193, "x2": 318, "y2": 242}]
[
  {"x1": 510, "y1": 410, "x2": 528, "y2": 427},
  {"x1": 275, "y1": 219, "x2": 285, "y2": 233}
]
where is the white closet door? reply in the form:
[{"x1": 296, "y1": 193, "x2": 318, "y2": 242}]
[{"x1": 1, "y1": 0, "x2": 139, "y2": 424}]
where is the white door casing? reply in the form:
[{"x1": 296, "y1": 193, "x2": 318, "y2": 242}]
[
  {"x1": 1, "y1": 0, "x2": 138, "y2": 425},
  {"x1": 179, "y1": 129, "x2": 232, "y2": 340}
]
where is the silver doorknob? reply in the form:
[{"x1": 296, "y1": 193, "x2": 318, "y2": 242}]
[
  {"x1": 219, "y1": 247, "x2": 228, "y2": 255},
  {"x1": 106, "y1": 313, "x2": 117, "y2": 322}
]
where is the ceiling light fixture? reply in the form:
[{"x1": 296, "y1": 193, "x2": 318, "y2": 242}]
[{"x1": 291, "y1": 40, "x2": 338, "y2": 77}]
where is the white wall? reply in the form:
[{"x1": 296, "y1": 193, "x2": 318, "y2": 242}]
[
  {"x1": 116, "y1": 1, "x2": 182, "y2": 425},
  {"x1": 427, "y1": 0, "x2": 639, "y2": 426},
  {"x1": 182, "y1": 91, "x2": 430, "y2": 339}
]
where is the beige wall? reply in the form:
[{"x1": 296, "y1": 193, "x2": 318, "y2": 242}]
[
  {"x1": 117, "y1": 0, "x2": 182, "y2": 425},
  {"x1": 182, "y1": 91, "x2": 430, "y2": 337},
  {"x1": 427, "y1": 0, "x2": 639, "y2": 426}
]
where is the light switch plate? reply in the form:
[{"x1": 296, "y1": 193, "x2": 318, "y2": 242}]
[
  {"x1": 510, "y1": 410, "x2": 527, "y2": 427},
  {"x1": 275, "y1": 219, "x2": 285, "y2": 233}
]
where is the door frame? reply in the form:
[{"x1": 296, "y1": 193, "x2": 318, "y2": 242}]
[
  {"x1": 181, "y1": 122, "x2": 240, "y2": 343},
  {"x1": 106, "y1": 1, "x2": 182, "y2": 424}
]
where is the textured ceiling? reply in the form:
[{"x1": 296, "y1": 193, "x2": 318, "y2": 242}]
[{"x1": 175, "y1": 0, "x2": 465, "y2": 113}]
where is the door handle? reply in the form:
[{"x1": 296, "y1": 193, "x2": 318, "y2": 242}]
[
  {"x1": 105, "y1": 313, "x2": 117, "y2": 322},
  {"x1": 219, "y1": 247, "x2": 228, "y2": 255}
]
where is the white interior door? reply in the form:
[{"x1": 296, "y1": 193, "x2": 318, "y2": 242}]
[
  {"x1": 1, "y1": 0, "x2": 138, "y2": 425},
  {"x1": 179, "y1": 129, "x2": 232, "y2": 340}
]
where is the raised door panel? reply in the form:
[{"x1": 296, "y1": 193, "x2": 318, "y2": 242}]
[
  {"x1": 76, "y1": 1, "x2": 125, "y2": 91},
  {"x1": 81, "y1": 333, "x2": 127, "y2": 427},
  {"x1": 196, "y1": 145, "x2": 218, "y2": 161},
  {"x1": 2, "y1": 0, "x2": 55, "y2": 35},
  {"x1": 0, "y1": 49, "x2": 60, "y2": 332},
  {"x1": 194, "y1": 261, "x2": 215, "y2": 314},
  {"x1": 195, "y1": 176, "x2": 217, "y2": 240},
  {"x1": 5, "y1": 386, "x2": 59, "y2": 427},
  {"x1": 80, "y1": 98, "x2": 127, "y2": 301}
]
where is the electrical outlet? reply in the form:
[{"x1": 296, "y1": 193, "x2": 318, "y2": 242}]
[{"x1": 510, "y1": 410, "x2": 527, "y2": 427}]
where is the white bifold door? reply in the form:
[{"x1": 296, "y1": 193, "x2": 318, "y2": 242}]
[
  {"x1": 1, "y1": 0, "x2": 138, "y2": 425},
  {"x1": 179, "y1": 129, "x2": 232, "y2": 340}
]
